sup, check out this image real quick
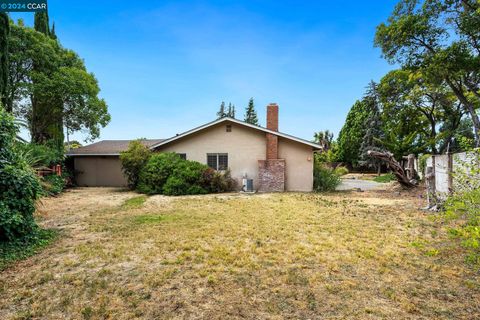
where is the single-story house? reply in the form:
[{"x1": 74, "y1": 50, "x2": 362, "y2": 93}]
[{"x1": 67, "y1": 104, "x2": 322, "y2": 192}]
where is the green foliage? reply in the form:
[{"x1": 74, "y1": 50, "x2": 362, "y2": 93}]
[
  {"x1": 120, "y1": 140, "x2": 151, "y2": 189},
  {"x1": 244, "y1": 98, "x2": 259, "y2": 125},
  {"x1": 359, "y1": 81, "x2": 385, "y2": 171},
  {"x1": 7, "y1": 18, "x2": 110, "y2": 144},
  {"x1": 138, "y1": 153, "x2": 183, "y2": 194},
  {"x1": 313, "y1": 160, "x2": 341, "y2": 192},
  {"x1": 41, "y1": 174, "x2": 65, "y2": 196},
  {"x1": 334, "y1": 166, "x2": 349, "y2": 176},
  {"x1": 0, "y1": 228, "x2": 56, "y2": 270},
  {"x1": 314, "y1": 130, "x2": 334, "y2": 151},
  {"x1": 373, "y1": 173, "x2": 396, "y2": 183},
  {"x1": 0, "y1": 107, "x2": 42, "y2": 241},
  {"x1": 419, "y1": 153, "x2": 431, "y2": 177},
  {"x1": 0, "y1": 12, "x2": 8, "y2": 109},
  {"x1": 337, "y1": 100, "x2": 372, "y2": 166},
  {"x1": 162, "y1": 160, "x2": 209, "y2": 196},
  {"x1": 138, "y1": 153, "x2": 236, "y2": 196},
  {"x1": 15, "y1": 142, "x2": 64, "y2": 168},
  {"x1": 374, "y1": 0, "x2": 480, "y2": 146},
  {"x1": 444, "y1": 149, "x2": 480, "y2": 266}
]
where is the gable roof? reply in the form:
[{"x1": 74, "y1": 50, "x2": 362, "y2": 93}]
[
  {"x1": 67, "y1": 118, "x2": 322, "y2": 156},
  {"x1": 66, "y1": 139, "x2": 165, "y2": 156},
  {"x1": 149, "y1": 117, "x2": 322, "y2": 150}
]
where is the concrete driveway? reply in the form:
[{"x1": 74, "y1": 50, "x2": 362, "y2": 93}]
[{"x1": 336, "y1": 178, "x2": 382, "y2": 191}]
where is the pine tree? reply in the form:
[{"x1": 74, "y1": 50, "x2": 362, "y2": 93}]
[
  {"x1": 227, "y1": 103, "x2": 235, "y2": 118},
  {"x1": 359, "y1": 81, "x2": 385, "y2": 175},
  {"x1": 217, "y1": 101, "x2": 226, "y2": 118},
  {"x1": 0, "y1": 13, "x2": 9, "y2": 110},
  {"x1": 244, "y1": 98, "x2": 259, "y2": 125}
]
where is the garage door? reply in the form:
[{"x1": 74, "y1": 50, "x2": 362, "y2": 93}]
[{"x1": 74, "y1": 156, "x2": 127, "y2": 187}]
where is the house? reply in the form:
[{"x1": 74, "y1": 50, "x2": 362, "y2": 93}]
[{"x1": 67, "y1": 104, "x2": 322, "y2": 192}]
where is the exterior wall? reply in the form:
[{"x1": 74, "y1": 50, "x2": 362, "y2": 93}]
[
  {"x1": 278, "y1": 137, "x2": 314, "y2": 192},
  {"x1": 157, "y1": 123, "x2": 266, "y2": 190},
  {"x1": 74, "y1": 156, "x2": 127, "y2": 187},
  {"x1": 72, "y1": 123, "x2": 315, "y2": 191}
]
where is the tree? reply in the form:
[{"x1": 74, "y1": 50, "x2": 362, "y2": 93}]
[
  {"x1": 375, "y1": 0, "x2": 480, "y2": 146},
  {"x1": 337, "y1": 100, "x2": 372, "y2": 166},
  {"x1": 0, "y1": 13, "x2": 9, "y2": 109},
  {"x1": 359, "y1": 82, "x2": 385, "y2": 174},
  {"x1": 6, "y1": 20, "x2": 110, "y2": 143},
  {"x1": 217, "y1": 101, "x2": 226, "y2": 118},
  {"x1": 31, "y1": 11, "x2": 64, "y2": 150},
  {"x1": 227, "y1": 103, "x2": 235, "y2": 118},
  {"x1": 244, "y1": 98, "x2": 259, "y2": 125},
  {"x1": 120, "y1": 140, "x2": 151, "y2": 189},
  {"x1": 314, "y1": 130, "x2": 334, "y2": 151}
]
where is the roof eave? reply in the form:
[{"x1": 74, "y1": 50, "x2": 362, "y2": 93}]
[{"x1": 148, "y1": 117, "x2": 323, "y2": 150}]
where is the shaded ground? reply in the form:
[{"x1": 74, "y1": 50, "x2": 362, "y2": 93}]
[{"x1": 0, "y1": 188, "x2": 479, "y2": 319}]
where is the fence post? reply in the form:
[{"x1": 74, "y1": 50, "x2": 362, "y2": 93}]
[
  {"x1": 447, "y1": 152, "x2": 453, "y2": 194},
  {"x1": 431, "y1": 155, "x2": 436, "y2": 195}
]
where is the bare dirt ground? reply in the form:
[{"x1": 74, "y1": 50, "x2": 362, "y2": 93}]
[{"x1": 0, "y1": 187, "x2": 479, "y2": 319}]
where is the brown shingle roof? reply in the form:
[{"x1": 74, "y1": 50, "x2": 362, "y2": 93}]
[{"x1": 66, "y1": 139, "x2": 165, "y2": 156}]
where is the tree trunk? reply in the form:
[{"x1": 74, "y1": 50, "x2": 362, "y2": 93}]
[{"x1": 367, "y1": 150, "x2": 418, "y2": 188}]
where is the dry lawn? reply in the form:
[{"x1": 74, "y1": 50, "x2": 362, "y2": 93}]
[{"x1": 0, "y1": 188, "x2": 479, "y2": 319}]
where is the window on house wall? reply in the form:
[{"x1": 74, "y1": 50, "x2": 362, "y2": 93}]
[
  {"x1": 207, "y1": 153, "x2": 228, "y2": 170},
  {"x1": 177, "y1": 153, "x2": 187, "y2": 160},
  {"x1": 226, "y1": 125, "x2": 232, "y2": 132}
]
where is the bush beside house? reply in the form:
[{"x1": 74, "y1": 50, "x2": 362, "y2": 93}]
[{"x1": 120, "y1": 141, "x2": 236, "y2": 196}]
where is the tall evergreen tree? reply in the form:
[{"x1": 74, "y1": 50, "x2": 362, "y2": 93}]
[
  {"x1": 31, "y1": 11, "x2": 64, "y2": 149},
  {"x1": 337, "y1": 100, "x2": 372, "y2": 167},
  {"x1": 359, "y1": 81, "x2": 385, "y2": 175},
  {"x1": 227, "y1": 103, "x2": 235, "y2": 118},
  {"x1": 33, "y1": 12, "x2": 50, "y2": 36},
  {"x1": 244, "y1": 98, "x2": 259, "y2": 125},
  {"x1": 0, "y1": 13, "x2": 9, "y2": 110},
  {"x1": 217, "y1": 101, "x2": 226, "y2": 118}
]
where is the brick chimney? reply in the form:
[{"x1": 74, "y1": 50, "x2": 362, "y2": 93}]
[
  {"x1": 266, "y1": 103, "x2": 279, "y2": 160},
  {"x1": 258, "y1": 103, "x2": 285, "y2": 192}
]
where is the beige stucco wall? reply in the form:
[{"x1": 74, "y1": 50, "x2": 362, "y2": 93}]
[
  {"x1": 157, "y1": 123, "x2": 266, "y2": 190},
  {"x1": 278, "y1": 138, "x2": 314, "y2": 192},
  {"x1": 74, "y1": 156, "x2": 127, "y2": 187},
  {"x1": 157, "y1": 122, "x2": 314, "y2": 192}
]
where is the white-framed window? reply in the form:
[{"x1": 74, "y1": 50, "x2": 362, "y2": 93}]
[
  {"x1": 207, "y1": 153, "x2": 228, "y2": 170},
  {"x1": 177, "y1": 153, "x2": 187, "y2": 160}
]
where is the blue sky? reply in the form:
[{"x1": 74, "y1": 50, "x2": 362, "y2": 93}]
[{"x1": 11, "y1": 0, "x2": 398, "y2": 143}]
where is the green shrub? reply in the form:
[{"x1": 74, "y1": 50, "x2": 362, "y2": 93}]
[
  {"x1": 138, "y1": 152, "x2": 236, "y2": 196},
  {"x1": 313, "y1": 162, "x2": 341, "y2": 192},
  {"x1": 444, "y1": 149, "x2": 480, "y2": 265},
  {"x1": 419, "y1": 154, "x2": 431, "y2": 178},
  {"x1": 137, "y1": 153, "x2": 183, "y2": 194},
  {"x1": 120, "y1": 140, "x2": 152, "y2": 189},
  {"x1": 163, "y1": 160, "x2": 209, "y2": 195},
  {"x1": 334, "y1": 166, "x2": 349, "y2": 176},
  {"x1": 0, "y1": 107, "x2": 42, "y2": 241},
  {"x1": 41, "y1": 174, "x2": 66, "y2": 196},
  {"x1": 373, "y1": 173, "x2": 396, "y2": 183},
  {"x1": 15, "y1": 142, "x2": 64, "y2": 168}
]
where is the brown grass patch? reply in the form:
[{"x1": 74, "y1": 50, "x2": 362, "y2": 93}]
[{"x1": 0, "y1": 188, "x2": 479, "y2": 319}]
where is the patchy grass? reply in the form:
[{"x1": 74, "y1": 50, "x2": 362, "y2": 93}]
[
  {"x1": 121, "y1": 195, "x2": 147, "y2": 209},
  {"x1": 0, "y1": 229, "x2": 57, "y2": 271},
  {"x1": 373, "y1": 173, "x2": 397, "y2": 183},
  {"x1": 0, "y1": 188, "x2": 479, "y2": 319}
]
